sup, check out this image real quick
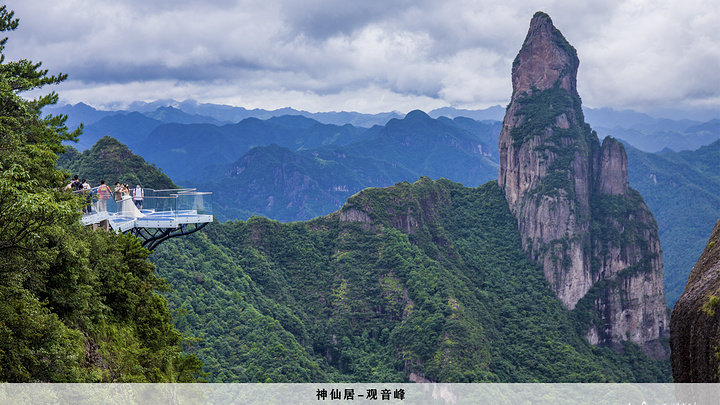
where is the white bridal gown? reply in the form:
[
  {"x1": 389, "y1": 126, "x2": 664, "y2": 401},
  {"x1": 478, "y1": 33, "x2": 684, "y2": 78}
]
[{"x1": 118, "y1": 195, "x2": 145, "y2": 218}]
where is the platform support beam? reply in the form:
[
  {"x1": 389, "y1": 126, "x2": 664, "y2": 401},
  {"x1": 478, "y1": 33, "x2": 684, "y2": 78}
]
[{"x1": 127, "y1": 222, "x2": 209, "y2": 251}]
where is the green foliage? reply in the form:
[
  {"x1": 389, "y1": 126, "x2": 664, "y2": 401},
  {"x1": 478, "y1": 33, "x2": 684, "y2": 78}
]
[
  {"x1": 590, "y1": 189, "x2": 653, "y2": 254},
  {"x1": 510, "y1": 86, "x2": 576, "y2": 146},
  {"x1": 57, "y1": 136, "x2": 177, "y2": 189},
  {"x1": 0, "y1": 7, "x2": 200, "y2": 382},
  {"x1": 702, "y1": 295, "x2": 719, "y2": 317},
  {"x1": 152, "y1": 178, "x2": 671, "y2": 383},
  {"x1": 625, "y1": 141, "x2": 720, "y2": 307}
]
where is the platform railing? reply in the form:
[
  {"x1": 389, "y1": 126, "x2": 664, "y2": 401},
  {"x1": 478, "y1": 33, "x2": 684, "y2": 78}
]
[
  {"x1": 74, "y1": 186, "x2": 212, "y2": 230},
  {"x1": 176, "y1": 191, "x2": 213, "y2": 216},
  {"x1": 152, "y1": 188, "x2": 197, "y2": 197},
  {"x1": 141, "y1": 196, "x2": 178, "y2": 216}
]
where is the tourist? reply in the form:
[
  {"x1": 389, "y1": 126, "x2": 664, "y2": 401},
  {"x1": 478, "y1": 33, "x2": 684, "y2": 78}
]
[
  {"x1": 133, "y1": 183, "x2": 144, "y2": 210},
  {"x1": 114, "y1": 182, "x2": 124, "y2": 202},
  {"x1": 65, "y1": 174, "x2": 81, "y2": 191},
  {"x1": 81, "y1": 178, "x2": 92, "y2": 214},
  {"x1": 97, "y1": 180, "x2": 112, "y2": 212}
]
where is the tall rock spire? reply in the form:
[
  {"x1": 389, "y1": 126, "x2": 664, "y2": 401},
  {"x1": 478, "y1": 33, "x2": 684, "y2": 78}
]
[
  {"x1": 499, "y1": 11, "x2": 594, "y2": 310},
  {"x1": 511, "y1": 11, "x2": 579, "y2": 98},
  {"x1": 498, "y1": 12, "x2": 668, "y2": 356}
]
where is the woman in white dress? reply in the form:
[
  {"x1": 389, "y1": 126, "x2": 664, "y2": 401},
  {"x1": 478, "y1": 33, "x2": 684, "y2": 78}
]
[{"x1": 117, "y1": 184, "x2": 144, "y2": 218}]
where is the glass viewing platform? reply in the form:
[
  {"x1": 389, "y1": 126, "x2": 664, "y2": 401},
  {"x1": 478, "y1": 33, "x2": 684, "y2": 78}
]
[{"x1": 76, "y1": 187, "x2": 213, "y2": 250}]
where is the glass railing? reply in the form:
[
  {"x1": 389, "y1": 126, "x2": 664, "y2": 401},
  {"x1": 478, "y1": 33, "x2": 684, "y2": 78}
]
[
  {"x1": 152, "y1": 188, "x2": 197, "y2": 197},
  {"x1": 142, "y1": 196, "x2": 178, "y2": 216},
  {"x1": 75, "y1": 186, "x2": 212, "y2": 229},
  {"x1": 176, "y1": 191, "x2": 213, "y2": 217}
]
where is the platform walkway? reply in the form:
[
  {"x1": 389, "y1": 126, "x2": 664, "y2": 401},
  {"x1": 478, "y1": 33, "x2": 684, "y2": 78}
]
[{"x1": 76, "y1": 187, "x2": 213, "y2": 249}]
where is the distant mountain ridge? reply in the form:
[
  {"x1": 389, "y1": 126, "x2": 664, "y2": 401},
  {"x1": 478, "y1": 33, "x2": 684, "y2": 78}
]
[
  {"x1": 189, "y1": 111, "x2": 501, "y2": 222},
  {"x1": 625, "y1": 140, "x2": 720, "y2": 308},
  {"x1": 134, "y1": 115, "x2": 375, "y2": 182},
  {"x1": 48, "y1": 100, "x2": 718, "y2": 155}
]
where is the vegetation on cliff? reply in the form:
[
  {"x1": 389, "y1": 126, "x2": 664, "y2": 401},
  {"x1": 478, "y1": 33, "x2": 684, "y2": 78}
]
[
  {"x1": 0, "y1": 7, "x2": 201, "y2": 382},
  {"x1": 498, "y1": 13, "x2": 669, "y2": 353},
  {"x1": 151, "y1": 178, "x2": 670, "y2": 382}
]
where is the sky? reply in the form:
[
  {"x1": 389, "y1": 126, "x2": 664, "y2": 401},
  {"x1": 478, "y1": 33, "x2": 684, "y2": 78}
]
[{"x1": 4, "y1": 0, "x2": 719, "y2": 119}]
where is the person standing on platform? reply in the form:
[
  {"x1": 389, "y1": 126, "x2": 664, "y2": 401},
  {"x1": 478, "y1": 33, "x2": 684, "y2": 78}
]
[
  {"x1": 97, "y1": 180, "x2": 111, "y2": 212},
  {"x1": 65, "y1": 174, "x2": 80, "y2": 190},
  {"x1": 81, "y1": 178, "x2": 92, "y2": 214},
  {"x1": 114, "y1": 182, "x2": 123, "y2": 202},
  {"x1": 133, "y1": 183, "x2": 144, "y2": 210}
]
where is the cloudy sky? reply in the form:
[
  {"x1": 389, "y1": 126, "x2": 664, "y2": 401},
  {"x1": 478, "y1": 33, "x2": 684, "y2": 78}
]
[{"x1": 4, "y1": 0, "x2": 719, "y2": 118}]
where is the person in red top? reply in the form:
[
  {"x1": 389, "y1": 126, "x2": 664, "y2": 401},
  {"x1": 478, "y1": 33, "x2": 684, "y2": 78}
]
[{"x1": 96, "y1": 180, "x2": 112, "y2": 212}]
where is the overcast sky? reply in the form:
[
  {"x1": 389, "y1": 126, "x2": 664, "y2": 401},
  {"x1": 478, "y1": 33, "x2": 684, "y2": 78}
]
[{"x1": 4, "y1": 0, "x2": 719, "y2": 118}]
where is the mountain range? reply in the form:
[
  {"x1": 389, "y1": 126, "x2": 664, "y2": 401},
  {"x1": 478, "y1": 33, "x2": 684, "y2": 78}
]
[
  {"x1": 625, "y1": 140, "x2": 720, "y2": 307},
  {"x1": 146, "y1": 12, "x2": 677, "y2": 382},
  {"x1": 57, "y1": 101, "x2": 718, "y2": 311},
  {"x1": 48, "y1": 99, "x2": 719, "y2": 154},
  {"x1": 150, "y1": 178, "x2": 671, "y2": 382},
  {"x1": 51, "y1": 11, "x2": 720, "y2": 383}
]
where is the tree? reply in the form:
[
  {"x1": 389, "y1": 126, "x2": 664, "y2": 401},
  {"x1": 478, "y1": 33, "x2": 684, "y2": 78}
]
[{"x1": 0, "y1": 6, "x2": 202, "y2": 382}]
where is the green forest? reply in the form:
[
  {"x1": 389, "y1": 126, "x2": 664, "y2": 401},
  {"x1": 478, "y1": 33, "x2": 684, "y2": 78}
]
[
  {"x1": 57, "y1": 135, "x2": 177, "y2": 190},
  {"x1": 151, "y1": 178, "x2": 671, "y2": 382},
  {"x1": 1, "y1": 3, "x2": 688, "y2": 384},
  {"x1": 626, "y1": 140, "x2": 720, "y2": 307},
  {"x1": 0, "y1": 7, "x2": 202, "y2": 382}
]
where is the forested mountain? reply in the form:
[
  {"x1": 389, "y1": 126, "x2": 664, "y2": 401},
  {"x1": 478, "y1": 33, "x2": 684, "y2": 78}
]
[
  {"x1": 151, "y1": 178, "x2": 671, "y2": 382},
  {"x1": 0, "y1": 8, "x2": 200, "y2": 382},
  {"x1": 198, "y1": 144, "x2": 419, "y2": 222},
  {"x1": 72, "y1": 112, "x2": 165, "y2": 151},
  {"x1": 626, "y1": 140, "x2": 720, "y2": 307},
  {"x1": 145, "y1": 14, "x2": 679, "y2": 383},
  {"x1": 188, "y1": 111, "x2": 500, "y2": 222},
  {"x1": 63, "y1": 122, "x2": 717, "y2": 313},
  {"x1": 57, "y1": 136, "x2": 177, "y2": 190},
  {"x1": 345, "y1": 110, "x2": 497, "y2": 184},
  {"x1": 134, "y1": 116, "x2": 374, "y2": 182}
]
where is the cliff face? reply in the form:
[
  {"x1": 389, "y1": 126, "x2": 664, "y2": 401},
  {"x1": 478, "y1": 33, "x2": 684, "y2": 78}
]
[
  {"x1": 498, "y1": 12, "x2": 668, "y2": 356},
  {"x1": 670, "y1": 220, "x2": 720, "y2": 381}
]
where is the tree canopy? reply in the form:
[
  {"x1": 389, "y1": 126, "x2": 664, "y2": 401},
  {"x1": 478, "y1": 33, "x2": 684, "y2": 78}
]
[{"x1": 0, "y1": 6, "x2": 201, "y2": 382}]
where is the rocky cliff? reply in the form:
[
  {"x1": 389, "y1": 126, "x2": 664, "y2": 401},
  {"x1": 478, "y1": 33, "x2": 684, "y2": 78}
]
[
  {"x1": 498, "y1": 12, "x2": 668, "y2": 356},
  {"x1": 670, "y1": 220, "x2": 720, "y2": 381}
]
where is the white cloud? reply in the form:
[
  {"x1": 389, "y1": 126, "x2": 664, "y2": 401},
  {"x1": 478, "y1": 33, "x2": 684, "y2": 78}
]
[
  {"x1": 576, "y1": 0, "x2": 720, "y2": 112},
  {"x1": 4, "y1": 0, "x2": 719, "y2": 115}
]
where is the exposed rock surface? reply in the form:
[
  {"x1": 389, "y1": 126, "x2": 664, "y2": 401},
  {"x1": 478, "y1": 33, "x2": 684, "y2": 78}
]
[
  {"x1": 498, "y1": 12, "x2": 668, "y2": 356},
  {"x1": 670, "y1": 220, "x2": 720, "y2": 382}
]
